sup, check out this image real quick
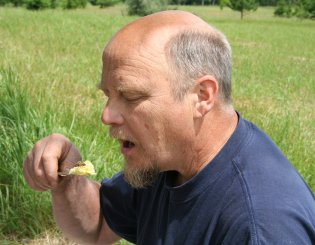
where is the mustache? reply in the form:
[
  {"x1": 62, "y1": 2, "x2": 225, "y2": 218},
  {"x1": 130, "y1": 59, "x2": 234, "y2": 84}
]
[{"x1": 109, "y1": 127, "x2": 136, "y2": 143}]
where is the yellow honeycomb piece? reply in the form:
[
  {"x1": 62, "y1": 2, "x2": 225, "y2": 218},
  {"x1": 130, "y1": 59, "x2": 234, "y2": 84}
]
[{"x1": 69, "y1": 160, "x2": 96, "y2": 176}]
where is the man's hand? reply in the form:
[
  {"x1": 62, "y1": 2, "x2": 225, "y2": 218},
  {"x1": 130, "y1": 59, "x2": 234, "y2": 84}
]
[
  {"x1": 23, "y1": 133, "x2": 82, "y2": 191},
  {"x1": 23, "y1": 134, "x2": 120, "y2": 244}
]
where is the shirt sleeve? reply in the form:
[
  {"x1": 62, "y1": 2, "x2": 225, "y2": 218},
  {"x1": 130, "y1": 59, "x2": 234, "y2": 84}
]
[{"x1": 99, "y1": 172, "x2": 138, "y2": 243}]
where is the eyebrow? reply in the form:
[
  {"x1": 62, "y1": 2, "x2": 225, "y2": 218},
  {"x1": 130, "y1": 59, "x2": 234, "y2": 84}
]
[
  {"x1": 116, "y1": 72, "x2": 148, "y2": 92},
  {"x1": 116, "y1": 84, "x2": 150, "y2": 95},
  {"x1": 97, "y1": 80, "x2": 150, "y2": 98}
]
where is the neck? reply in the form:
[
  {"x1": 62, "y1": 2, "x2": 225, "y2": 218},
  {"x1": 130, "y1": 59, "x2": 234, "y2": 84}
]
[{"x1": 175, "y1": 108, "x2": 238, "y2": 186}]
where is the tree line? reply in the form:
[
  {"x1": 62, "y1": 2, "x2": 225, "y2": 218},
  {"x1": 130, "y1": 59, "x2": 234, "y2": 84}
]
[{"x1": 0, "y1": 0, "x2": 314, "y2": 19}]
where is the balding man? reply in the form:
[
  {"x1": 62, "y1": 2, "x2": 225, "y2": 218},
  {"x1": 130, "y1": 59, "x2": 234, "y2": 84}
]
[{"x1": 24, "y1": 11, "x2": 315, "y2": 245}]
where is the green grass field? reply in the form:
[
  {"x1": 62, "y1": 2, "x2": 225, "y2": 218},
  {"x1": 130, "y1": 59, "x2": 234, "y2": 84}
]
[{"x1": 0, "y1": 4, "x2": 314, "y2": 244}]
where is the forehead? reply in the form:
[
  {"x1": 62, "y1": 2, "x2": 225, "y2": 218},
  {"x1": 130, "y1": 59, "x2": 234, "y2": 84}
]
[{"x1": 100, "y1": 44, "x2": 168, "y2": 93}]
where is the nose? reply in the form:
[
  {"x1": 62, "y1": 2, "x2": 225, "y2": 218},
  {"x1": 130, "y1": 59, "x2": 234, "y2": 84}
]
[{"x1": 101, "y1": 101, "x2": 124, "y2": 126}]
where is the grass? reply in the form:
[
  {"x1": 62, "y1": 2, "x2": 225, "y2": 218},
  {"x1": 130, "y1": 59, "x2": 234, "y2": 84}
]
[
  {"x1": 0, "y1": 4, "x2": 314, "y2": 244},
  {"x1": 0, "y1": 69, "x2": 55, "y2": 240}
]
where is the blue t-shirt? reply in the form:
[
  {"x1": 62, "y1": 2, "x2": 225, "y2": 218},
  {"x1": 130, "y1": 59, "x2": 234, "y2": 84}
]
[{"x1": 100, "y1": 115, "x2": 315, "y2": 244}]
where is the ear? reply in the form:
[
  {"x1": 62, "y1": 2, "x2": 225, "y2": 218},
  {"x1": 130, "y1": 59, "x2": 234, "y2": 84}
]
[{"x1": 194, "y1": 75, "x2": 219, "y2": 118}]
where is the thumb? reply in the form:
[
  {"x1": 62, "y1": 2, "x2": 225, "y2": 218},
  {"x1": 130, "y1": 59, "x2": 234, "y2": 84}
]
[{"x1": 59, "y1": 143, "x2": 82, "y2": 174}]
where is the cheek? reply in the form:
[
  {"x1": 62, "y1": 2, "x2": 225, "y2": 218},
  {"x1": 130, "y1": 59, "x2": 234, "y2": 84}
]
[
  {"x1": 137, "y1": 114, "x2": 167, "y2": 149},
  {"x1": 144, "y1": 123, "x2": 150, "y2": 130},
  {"x1": 129, "y1": 102, "x2": 192, "y2": 149},
  {"x1": 126, "y1": 109, "x2": 162, "y2": 146}
]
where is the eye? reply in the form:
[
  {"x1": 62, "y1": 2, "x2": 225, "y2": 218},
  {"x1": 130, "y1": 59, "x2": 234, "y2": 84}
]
[
  {"x1": 121, "y1": 92, "x2": 146, "y2": 103},
  {"x1": 122, "y1": 95, "x2": 142, "y2": 103}
]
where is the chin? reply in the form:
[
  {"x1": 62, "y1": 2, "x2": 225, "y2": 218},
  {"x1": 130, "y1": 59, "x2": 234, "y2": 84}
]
[{"x1": 123, "y1": 160, "x2": 160, "y2": 189}]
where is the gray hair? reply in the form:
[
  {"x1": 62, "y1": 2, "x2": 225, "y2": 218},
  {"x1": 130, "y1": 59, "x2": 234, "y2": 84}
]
[{"x1": 164, "y1": 28, "x2": 232, "y2": 104}]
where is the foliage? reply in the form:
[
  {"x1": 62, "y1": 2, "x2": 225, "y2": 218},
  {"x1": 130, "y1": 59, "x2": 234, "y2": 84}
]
[
  {"x1": 97, "y1": 0, "x2": 120, "y2": 8},
  {"x1": 61, "y1": 0, "x2": 87, "y2": 9},
  {"x1": 126, "y1": 0, "x2": 145, "y2": 15},
  {"x1": 258, "y1": 0, "x2": 277, "y2": 6},
  {"x1": 274, "y1": 0, "x2": 315, "y2": 19},
  {"x1": 9, "y1": 0, "x2": 24, "y2": 6},
  {"x1": 88, "y1": 0, "x2": 122, "y2": 7},
  {"x1": 274, "y1": 0, "x2": 293, "y2": 16},
  {"x1": 126, "y1": 0, "x2": 169, "y2": 16},
  {"x1": 0, "y1": 0, "x2": 10, "y2": 6},
  {"x1": 220, "y1": 0, "x2": 258, "y2": 18},
  {"x1": 25, "y1": 0, "x2": 51, "y2": 9},
  {"x1": 88, "y1": 0, "x2": 97, "y2": 5},
  {"x1": 296, "y1": 0, "x2": 315, "y2": 18},
  {"x1": 168, "y1": 0, "x2": 213, "y2": 4},
  {"x1": 168, "y1": 0, "x2": 311, "y2": 7},
  {"x1": 0, "y1": 0, "x2": 87, "y2": 9},
  {"x1": 50, "y1": 0, "x2": 59, "y2": 8}
]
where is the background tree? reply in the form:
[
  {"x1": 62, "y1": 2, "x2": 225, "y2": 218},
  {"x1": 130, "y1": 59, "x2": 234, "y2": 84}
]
[
  {"x1": 0, "y1": 0, "x2": 10, "y2": 5},
  {"x1": 274, "y1": 0, "x2": 294, "y2": 17},
  {"x1": 10, "y1": 0, "x2": 24, "y2": 6},
  {"x1": 25, "y1": 0, "x2": 50, "y2": 9},
  {"x1": 221, "y1": 0, "x2": 259, "y2": 19},
  {"x1": 303, "y1": 0, "x2": 315, "y2": 18},
  {"x1": 274, "y1": 0, "x2": 315, "y2": 19},
  {"x1": 168, "y1": 0, "x2": 213, "y2": 4},
  {"x1": 96, "y1": 0, "x2": 120, "y2": 8},
  {"x1": 258, "y1": 0, "x2": 277, "y2": 6},
  {"x1": 126, "y1": 0, "x2": 168, "y2": 16},
  {"x1": 61, "y1": 0, "x2": 87, "y2": 9}
]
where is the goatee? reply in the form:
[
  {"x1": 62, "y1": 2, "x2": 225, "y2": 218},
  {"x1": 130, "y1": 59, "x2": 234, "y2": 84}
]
[{"x1": 123, "y1": 164, "x2": 159, "y2": 189}]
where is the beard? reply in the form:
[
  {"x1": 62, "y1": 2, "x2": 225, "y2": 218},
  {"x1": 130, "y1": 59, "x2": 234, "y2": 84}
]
[
  {"x1": 109, "y1": 126, "x2": 160, "y2": 189},
  {"x1": 123, "y1": 157, "x2": 160, "y2": 189}
]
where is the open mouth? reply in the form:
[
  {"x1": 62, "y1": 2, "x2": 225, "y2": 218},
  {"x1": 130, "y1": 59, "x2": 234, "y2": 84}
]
[
  {"x1": 120, "y1": 140, "x2": 136, "y2": 156},
  {"x1": 122, "y1": 140, "x2": 135, "y2": 149}
]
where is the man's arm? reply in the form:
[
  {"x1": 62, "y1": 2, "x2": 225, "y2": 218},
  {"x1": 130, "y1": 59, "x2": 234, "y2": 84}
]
[
  {"x1": 52, "y1": 176, "x2": 120, "y2": 244},
  {"x1": 23, "y1": 134, "x2": 120, "y2": 244}
]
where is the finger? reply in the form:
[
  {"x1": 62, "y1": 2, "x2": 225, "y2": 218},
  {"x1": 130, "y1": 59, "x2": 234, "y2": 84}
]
[
  {"x1": 23, "y1": 153, "x2": 36, "y2": 189},
  {"x1": 31, "y1": 139, "x2": 53, "y2": 190},
  {"x1": 23, "y1": 150, "x2": 44, "y2": 190},
  {"x1": 40, "y1": 134, "x2": 73, "y2": 187},
  {"x1": 41, "y1": 154, "x2": 59, "y2": 189},
  {"x1": 44, "y1": 134, "x2": 82, "y2": 172},
  {"x1": 23, "y1": 157, "x2": 47, "y2": 192},
  {"x1": 60, "y1": 143, "x2": 82, "y2": 171},
  {"x1": 30, "y1": 152, "x2": 51, "y2": 191}
]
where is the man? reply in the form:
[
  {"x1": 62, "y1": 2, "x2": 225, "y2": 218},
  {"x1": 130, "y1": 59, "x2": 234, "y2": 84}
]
[{"x1": 23, "y1": 10, "x2": 315, "y2": 245}]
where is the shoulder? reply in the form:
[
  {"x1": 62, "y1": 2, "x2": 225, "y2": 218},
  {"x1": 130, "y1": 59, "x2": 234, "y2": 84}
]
[{"x1": 228, "y1": 119, "x2": 315, "y2": 244}]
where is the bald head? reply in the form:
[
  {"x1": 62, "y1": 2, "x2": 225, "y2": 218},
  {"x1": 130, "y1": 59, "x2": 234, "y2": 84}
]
[
  {"x1": 103, "y1": 10, "x2": 232, "y2": 104},
  {"x1": 106, "y1": 11, "x2": 210, "y2": 50}
]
